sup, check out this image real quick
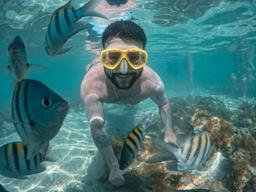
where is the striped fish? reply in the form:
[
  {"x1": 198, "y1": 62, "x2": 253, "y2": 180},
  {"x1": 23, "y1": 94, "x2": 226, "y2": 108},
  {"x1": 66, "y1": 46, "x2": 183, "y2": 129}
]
[
  {"x1": 119, "y1": 113, "x2": 156, "y2": 170},
  {"x1": 11, "y1": 79, "x2": 69, "y2": 160},
  {"x1": 149, "y1": 132, "x2": 212, "y2": 171},
  {"x1": 0, "y1": 142, "x2": 46, "y2": 178},
  {"x1": 177, "y1": 131, "x2": 211, "y2": 171},
  {"x1": 45, "y1": 0, "x2": 108, "y2": 57},
  {"x1": 7, "y1": 36, "x2": 29, "y2": 81}
]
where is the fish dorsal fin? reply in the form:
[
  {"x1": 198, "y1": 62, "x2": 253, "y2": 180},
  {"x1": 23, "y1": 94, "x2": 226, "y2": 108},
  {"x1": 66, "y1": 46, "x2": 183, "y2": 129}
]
[{"x1": 50, "y1": 0, "x2": 72, "y2": 21}]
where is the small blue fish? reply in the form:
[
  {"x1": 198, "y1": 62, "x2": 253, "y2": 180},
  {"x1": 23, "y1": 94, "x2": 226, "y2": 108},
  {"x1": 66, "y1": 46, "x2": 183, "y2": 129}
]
[
  {"x1": 0, "y1": 142, "x2": 47, "y2": 178},
  {"x1": 149, "y1": 132, "x2": 212, "y2": 171},
  {"x1": 119, "y1": 113, "x2": 156, "y2": 170},
  {"x1": 7, "y1": 36, "x2": 29, "y2": 81},
  {"x1": 45, "y1": 0, "x2": 108, "y2": 56},
  {"x1": 11, "y1": 79, "x2": 69, "y2": 160}
]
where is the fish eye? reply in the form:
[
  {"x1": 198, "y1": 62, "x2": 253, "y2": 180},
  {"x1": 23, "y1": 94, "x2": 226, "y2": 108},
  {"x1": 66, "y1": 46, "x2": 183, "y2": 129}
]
[
  {"x1": 41, "y1": 97, "x2": 53, "y2": 108},
  {"x1": 22, "y1": 45, "x2": 25, "y2": 49}
]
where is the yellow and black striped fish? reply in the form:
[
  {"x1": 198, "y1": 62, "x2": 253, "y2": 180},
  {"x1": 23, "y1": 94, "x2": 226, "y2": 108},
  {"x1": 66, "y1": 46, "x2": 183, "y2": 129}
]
[
  {"x1": 45, "y1": 0, "x2": 107, "y2": 56},
  {"x1": 152, "y1": 131, "x2": 212, "y2": 171},
  {"x1": 0, "y1": 142, "x2": 46, "y2": 177},
  {"x1": 178, "y1": 131, "x2": 211, "y2": 171},
  {"x1": 119, "y1": 113, "x2": 155, "y2": 170}
]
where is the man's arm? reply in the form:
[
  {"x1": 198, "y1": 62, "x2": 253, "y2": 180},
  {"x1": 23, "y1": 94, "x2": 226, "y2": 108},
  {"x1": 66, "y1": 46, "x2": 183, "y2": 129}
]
[
  {"x1": 151, "y1": 85, "x2": 178, "y2": 146},
  {"x1": 82, "y1": 93, "x2": 120, "y2": 170},
  {"x1": 81, "y1": 92, "x2": 124, "y2": 186}
]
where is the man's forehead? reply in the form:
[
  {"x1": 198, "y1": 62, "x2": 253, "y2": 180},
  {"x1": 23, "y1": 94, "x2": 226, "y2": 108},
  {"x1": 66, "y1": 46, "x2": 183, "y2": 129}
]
[{"x1": 105, "y1": 37, "x2": 143, "y2": 49}]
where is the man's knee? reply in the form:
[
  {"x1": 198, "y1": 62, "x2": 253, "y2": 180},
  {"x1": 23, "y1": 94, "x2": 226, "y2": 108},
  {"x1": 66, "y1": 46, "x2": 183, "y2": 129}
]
[{"x1": 89, "y1": 116, "x2": 104, "y2": 129}]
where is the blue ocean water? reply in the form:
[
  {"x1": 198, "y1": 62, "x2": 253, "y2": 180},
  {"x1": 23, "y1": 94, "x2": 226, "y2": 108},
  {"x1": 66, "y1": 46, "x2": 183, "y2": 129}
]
[{"x1": 0, "y1": 0, "x2": 255, "y2": 191}]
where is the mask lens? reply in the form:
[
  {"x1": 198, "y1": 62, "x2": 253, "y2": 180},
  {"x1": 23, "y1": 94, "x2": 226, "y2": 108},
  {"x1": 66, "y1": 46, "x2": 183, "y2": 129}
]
[
  {"x1": 127, "y1": 51, "x2": 146, "y2": 68},
  {"x1": 102, "y1": 51, "x2": 121, "y2": 67}
]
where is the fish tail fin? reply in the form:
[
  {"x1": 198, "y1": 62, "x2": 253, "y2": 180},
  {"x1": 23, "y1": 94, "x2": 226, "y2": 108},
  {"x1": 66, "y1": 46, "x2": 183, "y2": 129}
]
[{"x1": 79, "y1": 0, "x2": 108, "y2": 19}]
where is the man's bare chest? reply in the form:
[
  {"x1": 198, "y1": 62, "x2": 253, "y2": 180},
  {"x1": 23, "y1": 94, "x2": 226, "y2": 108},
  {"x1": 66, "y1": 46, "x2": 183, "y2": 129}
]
[{"x1": 103, "y1": 89, "x2": 150, "y2": 105}]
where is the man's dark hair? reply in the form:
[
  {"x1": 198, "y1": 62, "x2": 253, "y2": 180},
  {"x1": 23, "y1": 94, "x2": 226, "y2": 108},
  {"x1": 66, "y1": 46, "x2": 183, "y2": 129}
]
[
  {"x1": 106, "y1": 0, "x2": 128, "y2": 6},
  {"x1": 102, "y1": 20, "x2": 147, "y2": 49}
]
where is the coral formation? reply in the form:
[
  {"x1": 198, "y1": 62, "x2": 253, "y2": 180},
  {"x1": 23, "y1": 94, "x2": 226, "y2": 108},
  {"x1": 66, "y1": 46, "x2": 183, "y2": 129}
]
[{"x1": 99, "y1": 96, "x2": 256, "y2": 192}]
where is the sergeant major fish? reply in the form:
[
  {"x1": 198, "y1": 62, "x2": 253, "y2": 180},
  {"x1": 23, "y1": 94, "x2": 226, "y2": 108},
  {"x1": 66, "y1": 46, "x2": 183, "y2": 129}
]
[
  {"x1": 11, "y1": 79, "x2": 69, "y2": 160},
  {"x1": 119, "y1": 113, "x2": 156, "y2": 170},
  {"x1": 7, "y1": 36, "x2": 31, "y2": 82},
  {"x1": 0, "y1": 142, "x2": 48, "y2": 178},
  {"x1": 148, "y1": 131, "x2": 212, "y2": 171},
  {"x1": 45, "y1": 0, "x2": 108, "y2": 56}
]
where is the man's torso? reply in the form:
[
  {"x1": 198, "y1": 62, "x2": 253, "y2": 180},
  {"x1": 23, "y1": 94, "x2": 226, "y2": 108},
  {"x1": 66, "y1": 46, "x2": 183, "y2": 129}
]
[{"x1": 82, "y1": 64, "x2": 163, "y2": 105}]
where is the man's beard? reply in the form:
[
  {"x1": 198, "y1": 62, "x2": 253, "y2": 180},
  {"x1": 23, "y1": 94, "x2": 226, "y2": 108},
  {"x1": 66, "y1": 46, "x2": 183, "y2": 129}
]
[{"x1": 105, "y1": 70, "x2": 142, "y2": 89}]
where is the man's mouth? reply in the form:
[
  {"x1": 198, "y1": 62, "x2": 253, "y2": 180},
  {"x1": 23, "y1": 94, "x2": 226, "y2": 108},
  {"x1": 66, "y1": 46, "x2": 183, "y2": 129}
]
[{"x1": 115, "y1": 73, "x2": 130, "y2": 79}]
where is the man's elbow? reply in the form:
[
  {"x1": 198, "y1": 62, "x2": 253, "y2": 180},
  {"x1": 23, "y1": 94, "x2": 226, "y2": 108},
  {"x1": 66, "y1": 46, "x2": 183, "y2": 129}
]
[
  {"x1": 159, "y1": 102, "x2": 170, "y2": 111},
  {"x1": 84, "y1": 93, "x2": 100, "y2": 104}
]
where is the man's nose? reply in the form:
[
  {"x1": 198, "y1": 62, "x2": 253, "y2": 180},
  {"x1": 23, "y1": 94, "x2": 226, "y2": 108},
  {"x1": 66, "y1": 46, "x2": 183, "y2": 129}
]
[{"x1": 119, "y1": 59, "x2": 128, "y2": 74}]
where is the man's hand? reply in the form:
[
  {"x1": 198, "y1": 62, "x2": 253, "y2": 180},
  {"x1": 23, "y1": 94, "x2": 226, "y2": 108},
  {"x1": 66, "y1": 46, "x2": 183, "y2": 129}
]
[
  {"x1": 164, "y1": 129, "x2": 178, "y2": 148},
  {"x1": 109, "y1": 163, "x2": 124, "y2": 186}
]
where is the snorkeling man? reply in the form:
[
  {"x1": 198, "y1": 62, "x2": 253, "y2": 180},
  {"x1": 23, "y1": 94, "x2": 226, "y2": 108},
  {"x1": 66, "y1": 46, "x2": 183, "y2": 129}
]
[{"x1": 80, "y1": 20, "x2": 177, "y2": 186}]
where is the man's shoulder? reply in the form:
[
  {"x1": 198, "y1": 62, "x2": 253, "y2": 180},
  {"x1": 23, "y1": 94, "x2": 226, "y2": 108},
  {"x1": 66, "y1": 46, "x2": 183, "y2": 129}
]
[
  {"x1": 141, "y1": 66, "x2": 164, "y2": 92},
  {"x1": 142, "y1": 66, "x2": 162, "y2": 83},
  {"x1": 85, "y1": 64, "x2": 106, "y2": 80},
  {"x1": 81, "y1": 64, "x2": 107, "y2": 94}
]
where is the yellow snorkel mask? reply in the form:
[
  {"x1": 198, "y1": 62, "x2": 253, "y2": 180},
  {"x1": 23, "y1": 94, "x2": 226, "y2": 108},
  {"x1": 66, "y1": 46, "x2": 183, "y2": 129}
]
[{"x1": 100, "y1": 48, "x2": 148, "y2": 70}]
